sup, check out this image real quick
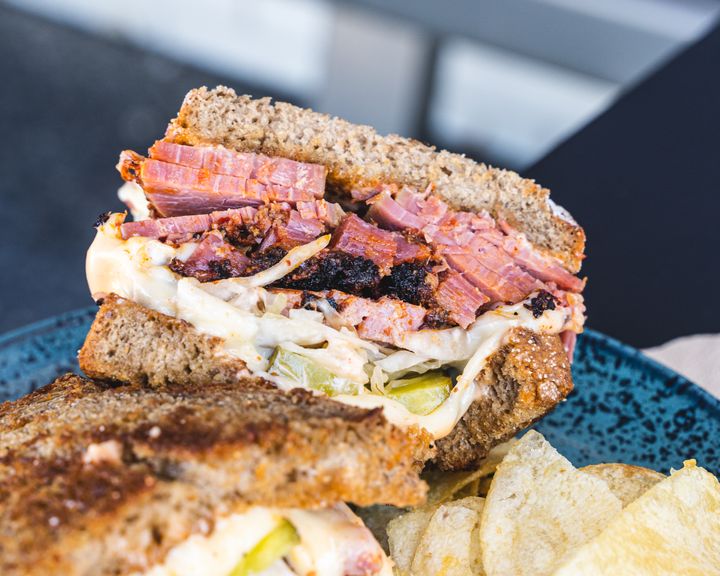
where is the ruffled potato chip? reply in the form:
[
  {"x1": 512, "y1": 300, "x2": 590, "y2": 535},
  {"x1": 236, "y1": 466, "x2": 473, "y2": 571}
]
[
  {"x1": 411, "y1": 497, "x2": 485, "y2": 576},
  {"x1": 423, "y1": 440, "x2": 518, "y2": 505},
  {"x1": 387, "y1": 508, "x2": 436, "y2": 574},
  {"x1": 581, "y1": 463, "x2": 665, "y2": 507},
  {"x1": 553, "y1": 461, "x2": 720, "y2": 575},
  {"x1": 480, "y1": 431, "x2": 622, "y2": 576}
]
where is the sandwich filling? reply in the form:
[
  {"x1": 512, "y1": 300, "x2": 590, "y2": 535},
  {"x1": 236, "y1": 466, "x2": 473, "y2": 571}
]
[
  {"x1": 139, "y1": 504, "x2": 391, "y2": 576},
  {"x1": 87, "y1": 142, "x2": 585, "y2": 439}
]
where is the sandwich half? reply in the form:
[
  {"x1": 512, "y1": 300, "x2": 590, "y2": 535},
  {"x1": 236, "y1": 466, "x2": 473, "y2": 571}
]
[
  {"x1": 0, "y1": 373, "x2": 431, "y2": 575},
  {"x1": 81, "y1": 86, "x2": 585, "y2": 469}
]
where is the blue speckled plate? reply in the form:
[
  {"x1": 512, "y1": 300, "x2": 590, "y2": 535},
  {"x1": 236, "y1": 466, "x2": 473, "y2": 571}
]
[{"x1": 1, "y1": 310, "x2": 719, "y2": 474}]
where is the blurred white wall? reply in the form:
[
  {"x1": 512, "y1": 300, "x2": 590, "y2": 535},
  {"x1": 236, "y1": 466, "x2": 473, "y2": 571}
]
[{"x1": 6, "y1": 0, "x2": 719, "y2": 168}]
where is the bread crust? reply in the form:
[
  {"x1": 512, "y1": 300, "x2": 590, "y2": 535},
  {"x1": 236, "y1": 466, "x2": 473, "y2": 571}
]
[
  {"x1": 79, "y1": 296, "x2": 573, "y2": 471},
  {"x1": 165, "y1": 86, "x2": 585, "y2": 273},
  {"x1": 433, "y1": 327, "x2": 573, "y2": 470},
  {"x1": 79, "y1": 294, "x2": 253, "y2": 388},
  {"x1": 0, "y1": 373, "x2": 432, "y2": 575}
]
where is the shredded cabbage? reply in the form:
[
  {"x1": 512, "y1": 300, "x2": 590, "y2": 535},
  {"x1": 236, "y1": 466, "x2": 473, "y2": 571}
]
[{"x1": 281, "y1": 341, "x2": 369, "y2": 387}]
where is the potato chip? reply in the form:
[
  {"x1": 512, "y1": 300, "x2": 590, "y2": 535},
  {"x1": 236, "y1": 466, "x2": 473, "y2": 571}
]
[
  {"x1": 422, "y1": 440, "x2": 517, "y2": 506},
  {"x1": 387, "y1": 508, "x2": 436, "y2": 574},
  {"x1": 581, "y1": 463, "x2": 665, "y2": 507},
  {"x1": 479, "y1": 431, "x2": 622, "y2": 576},
  {"x1": 552, "y1": 461, "x2": 720, "y2": 575},
  {"x1": 411, "y1": 497, "x2": 485, "y2": 576},
  {"x1": 422, "y1": 469, "x2": 486, "y2": 506}
]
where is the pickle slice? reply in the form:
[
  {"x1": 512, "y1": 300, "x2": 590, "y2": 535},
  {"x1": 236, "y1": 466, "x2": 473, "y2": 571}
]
[
  {"x1": 268, "y1": 348, "x2": 356, "y2": 396},
  {"x1": 229, "y1": 519, "x2": 300, "y2": 576},
  {"x1": 384, "y1": 372, "x2": 452, "y2": 415}
]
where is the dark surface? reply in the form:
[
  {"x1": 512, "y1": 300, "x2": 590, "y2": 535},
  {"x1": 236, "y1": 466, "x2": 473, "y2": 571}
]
[
  {"x1": 3, "y1": 312, "x2": 718, "y2": 473},
  {"x1": 1, "y1": 5, "x2": 718, "y2": 347},
  {"x1": 0, "y1": 6, "x2": 292, "y2": 332},
  {"x1": 529, "y1": 23, "x2": 720, "y2": 347}
]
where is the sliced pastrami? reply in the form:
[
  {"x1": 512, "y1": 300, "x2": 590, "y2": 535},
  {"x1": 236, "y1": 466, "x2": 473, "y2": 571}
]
[
  {"x1": 169, "y1": 231, "x2": 249, "y2": 282},
  {"x1": 434, "y1": 272, "x2": 489, "y2": 329},
  {"x1": 494, "y1": 222, "x2": 585, "y2": 292},
  {"x1": 330, "y1": 214, "x2": 398, "y2": 274},
  {"x1": 469, "y1": 235, "x2": 541, "y2": 295},
  {"x1": 149, "y1": 141, "x2": 327, "y2": 196},
  {"x1": 367, "y1": 185, "x2": 584, "y2": 300},
  {"x1": 118, "y1": 146, "x2": 326, "y2": 217},
  {"x1": 367, "y1": 191, "x2": 426, "y2": 231},
  {"x1": 120, "y1": 213, "x2": 212, "y2": 240},
  {"x1": 560, "y1": 330, "x2": 578, "y2": 362},
  {"x1": 394, "y1": 235, "x2": 431, "y2": 265},
  {"x1": 441, "y1": 248, "x2": 527, "y2": 303},
  {"x1": 259, "y1": 210, "x2": 327, "y2": 251},
  {"x1": 120, "y1": 203, "x2": 336, "y2": 248},
  {"x1": 296, "y1": 199, "x2": 346, "y2": 227},
  {"x1": 333, "y1": 294, "x2": 426, "y2": 345}
]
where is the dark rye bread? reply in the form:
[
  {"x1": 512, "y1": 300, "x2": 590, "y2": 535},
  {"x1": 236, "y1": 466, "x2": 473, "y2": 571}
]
[
  {"x1": 79, "y1": 296, "x2": 573, "y2": 471},
  {"x1": 165, "y1": 86, "x2": 585, "y2": 273},
  {"x1": 79, "y1": 294, "x2": 254, "y2": 388},
  {"x1": 0, "y1": 374, "x2": 432, "y2": 576},
  {"x1": 433, "y1": 327, "x2": 573, "y2": 470}
]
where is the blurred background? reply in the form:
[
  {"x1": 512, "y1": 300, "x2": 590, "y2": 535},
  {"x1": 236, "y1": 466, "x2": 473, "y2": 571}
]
[{"x1": 1, "y1": 0, "x2": 719, "y2": 348}]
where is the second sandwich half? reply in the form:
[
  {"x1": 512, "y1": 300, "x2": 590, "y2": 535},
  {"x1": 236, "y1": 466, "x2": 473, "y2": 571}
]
[{"x1": 81, "y1": 86, "x2": 586, "y2": 470}]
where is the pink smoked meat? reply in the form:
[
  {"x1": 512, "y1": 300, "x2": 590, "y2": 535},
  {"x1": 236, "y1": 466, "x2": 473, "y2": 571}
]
[
  {"x1": 469, "y1": 235, "x2": 541, "y2": 295},
  {"x1": 367, "y1": 191, "x2": 426, "y2": 231},
  {"x1": 259, "y1": 210, "x2": 327, "y2": 251},
  {"x1": 441, "y1": 248, "x2": 528, "y2": 303},
  {"x1": 296, "y1": 199, "x2": 345, "y2": 227},
  {"x1": 172, "y1": 231, "x2": 249, "y2": 281},
  {"x1": 118, "y1": 145, "x2": 326, "y2": 217},
  {"x1": 120, "y1": 213, "x2": 212, "y2": 240},
  {"x1": 495, "y1": 222, "x2": 585, "y2": 292},
  {"x1": 149, "y1": 141, "x2": 327, "y2": 195},
  {"x1": 560, "y1": 330, "x2": 578, "y2": 362},
  {"x1": 434, "y1": 272, "x2": 489, "y2": 328},
  {"x1": 335, "y1": 294, "x2": 426, "y2": 345},
  {"x1": 330, "y1": 214, "x2": 398, "y2": 273},
  {"x1": 120, "y1": 203, "x2": 337, "y2": 244},
  {"x1": 367, "y1": 185, "x2": 585, "y2": 301},
  {"x1": 393, "y1": 235, "x2": 431, "y2": 265}
]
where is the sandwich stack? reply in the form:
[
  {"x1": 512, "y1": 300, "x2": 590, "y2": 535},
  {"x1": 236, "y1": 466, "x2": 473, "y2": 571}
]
[{"x1": 1, "y1": 86, "x2": 591, "y2": 575}]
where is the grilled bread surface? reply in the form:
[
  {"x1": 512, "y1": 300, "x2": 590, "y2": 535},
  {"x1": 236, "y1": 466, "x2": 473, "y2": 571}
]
[{"x1": 0, "y1": 373, "x2": 431, "y2": 575}]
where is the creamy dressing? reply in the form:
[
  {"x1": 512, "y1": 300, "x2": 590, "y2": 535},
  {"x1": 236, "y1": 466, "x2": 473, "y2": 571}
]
[
  {"x1": 87, "y1": 215, "x2": 573, "y2": 439},
  {"x1": 118, "y1": 181, "x2": 152, "y2": 221},
  {"x1": 139, "y1": 505, "x2": 391, "y2": 576}
]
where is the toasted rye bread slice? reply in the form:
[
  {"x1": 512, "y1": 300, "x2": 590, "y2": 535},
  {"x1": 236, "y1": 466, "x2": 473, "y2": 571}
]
[
  {"x1": 0, "y1": 373, "x2": 432, "y2": 576},
  {"x1": 165, "y1": 86, "x2": 585, "y2": 273},
  {"x1": 434, "y1": 327, "x2": 573, "y2": 470},
  {"x1": 79, "y1": 295, "x2": 573, "y2": 471}
]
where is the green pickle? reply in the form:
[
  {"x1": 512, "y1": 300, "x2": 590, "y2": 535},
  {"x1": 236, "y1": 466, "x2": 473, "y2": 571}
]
[
  {"x1": 384, "y1": 372, "x2": 452, "y2": 415},
  {"x1": 228, "y1": 519, "x2": 300, "y2": 576},
  {"x1": 268, "y1": 348, "x2": 356, "y2": 396}
]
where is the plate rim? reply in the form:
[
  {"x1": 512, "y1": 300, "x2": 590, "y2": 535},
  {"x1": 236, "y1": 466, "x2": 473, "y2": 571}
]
[{"x1": 0, "y1": 307, "x2": 96, "y2": 347}]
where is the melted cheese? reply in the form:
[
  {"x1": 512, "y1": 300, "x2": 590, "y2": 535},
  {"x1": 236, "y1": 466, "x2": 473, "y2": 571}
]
[
  {"x1": 87, "y1": 215, "x2": 572, "y2": 439},
  {"x1": 139, "y1": 505, "x2": 391, "y2": 576},
  {"x1": 118, "y1": 181, "x2": 151, "y2": 221}
]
